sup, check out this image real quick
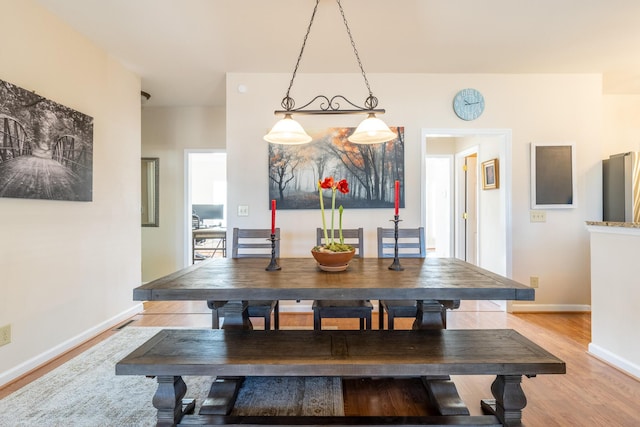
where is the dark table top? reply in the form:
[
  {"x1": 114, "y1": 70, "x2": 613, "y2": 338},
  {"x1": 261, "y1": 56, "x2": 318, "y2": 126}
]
[
  {"x1": 134, "y1": 257, "x2": 534, "y2": 302},
  {"x1": 116, "y1": 329, "x2": 564, "y2": 377}
]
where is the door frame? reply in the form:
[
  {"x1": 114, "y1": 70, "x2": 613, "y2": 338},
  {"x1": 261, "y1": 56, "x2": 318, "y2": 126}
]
[{"x1": 420, "y1": 128, "x2": 513, "y2": 279}]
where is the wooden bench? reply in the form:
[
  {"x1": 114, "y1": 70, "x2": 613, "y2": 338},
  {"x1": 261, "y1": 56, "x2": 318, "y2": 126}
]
[{"x1": 116, "y1": 329, "x2": 565, "y2": 427}]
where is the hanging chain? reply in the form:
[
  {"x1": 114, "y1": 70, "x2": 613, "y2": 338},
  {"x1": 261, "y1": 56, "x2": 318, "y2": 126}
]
[
  {"x1": 336, "y1": 0, "x2": 373, "y2": 99},
  {"x1": 282, "y1": 0, "x2": 320, "y2": 110},
  {"x1": 282, "y1": 0, "x2": 378, "y2": 111}
]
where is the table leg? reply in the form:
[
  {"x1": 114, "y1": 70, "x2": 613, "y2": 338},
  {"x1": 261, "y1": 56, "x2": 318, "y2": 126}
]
[
  {"x1": 413, "y1": 300, "x2": 447, "y2": 329},
  {"x1": 153, "y1": 375, "x2": 194, "y2": 427},
  {"x1": 200, "y1": 377, "x2": 244, "y2": 415},
  {"x1": 421, "y1": 376, "x2": 470, "y2": 415},
  {"x1": 201, "y1": 301, "x2": 249, "y2": 419},
  {"x1": 412, "y1": 299, "x2": 461, "y2": 330},
  {"x1": 207, "y1": 300, "x2": 252, "y2": 330},
  {"x1": 415, "y1": 301, "x2": 469, "y2": 417},
  {"x1": 481, "y1": 375, "x2": 527, "y2": 427}
]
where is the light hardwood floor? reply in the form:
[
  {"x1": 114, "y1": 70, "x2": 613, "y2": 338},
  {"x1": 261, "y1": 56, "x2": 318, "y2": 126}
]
[{"x1": 1, "y1": 301, "x2": 638, "y2": 426}]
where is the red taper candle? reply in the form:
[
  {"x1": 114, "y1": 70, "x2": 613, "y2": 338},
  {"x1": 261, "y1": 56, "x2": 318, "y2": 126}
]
[
  {"x1": 394, "y1": 180, "x2": 400, "y2": 215},
  {"x1": 271, "y1": 199, "x2": 276, "y2": 234}
]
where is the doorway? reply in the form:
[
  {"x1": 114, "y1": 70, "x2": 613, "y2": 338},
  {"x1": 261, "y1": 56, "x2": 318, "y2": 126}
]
[
  {"x1": 185, "y1": 150, "x2": 227, "y2": 265},
  {"x1": 422, "y1": 129, "x2": 511, "y2": 312},
  {"x1": 425, "y1": 155, "x2": 453, "y2": 257},
  {"x1": 421, "y1": 128, "x2": 512, "y2": 278}
]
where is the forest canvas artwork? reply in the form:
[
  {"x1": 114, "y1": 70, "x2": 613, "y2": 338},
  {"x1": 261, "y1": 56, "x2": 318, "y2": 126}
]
[
  {"x1": 268, "y1": 126, "x2": 404, "y2": 210},
  {"x1": 0, "y1": 79, "x2": 93, "y2": 201}
]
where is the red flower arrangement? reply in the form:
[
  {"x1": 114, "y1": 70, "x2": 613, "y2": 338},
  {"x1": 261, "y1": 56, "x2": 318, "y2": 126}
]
[{"x1": 315, "y1": 177, "x2": 353, "y2": 252}]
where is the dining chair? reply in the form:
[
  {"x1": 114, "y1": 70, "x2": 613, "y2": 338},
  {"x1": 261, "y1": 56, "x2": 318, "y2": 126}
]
[
  {"x1": 312, "y1": 228, "x2": 372, "y2": 330},
  {"x1": 208, "y1": 228, "x2": 280, "y2": 330},
  {"x1": 377, "y1": 226, "x2": 425, "y2": 330}
]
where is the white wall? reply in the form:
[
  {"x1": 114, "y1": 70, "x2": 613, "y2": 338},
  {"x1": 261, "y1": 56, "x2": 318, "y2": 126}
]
[
  {"x1": 588, "y1": 226, "x2": 640, "y2": 378},
  {"x1": 0, "y1": 0, "x2": 141, "y2": 385},
  {"x1": 141, "y1": 106, "x2": 226, "y2": 282},
  {"x1": 603, "y1": 94, "x2": 640, "y2": 156},
  {"x1": 475, "y1": 135, "x2": 508, "y2": 276},
  {"x1": 226, "y1": 72, "x2": 603, "y2": 310}
]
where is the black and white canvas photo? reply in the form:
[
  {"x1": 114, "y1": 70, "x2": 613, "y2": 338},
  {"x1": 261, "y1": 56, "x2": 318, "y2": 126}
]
[
  {"x1": 0, "y1": 78, "x2": 93, "y2": 201},
  {"x1": 268, "y1": 126, "x2": 404, "y2": 210}
]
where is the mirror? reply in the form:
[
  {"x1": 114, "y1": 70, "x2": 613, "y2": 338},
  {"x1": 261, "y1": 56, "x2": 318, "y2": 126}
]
[{"x1": 141, "y1": 157, "x2": 159, "y2": 227}]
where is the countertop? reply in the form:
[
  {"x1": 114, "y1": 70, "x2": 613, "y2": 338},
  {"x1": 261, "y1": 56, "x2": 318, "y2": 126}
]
[{"x1": 586, "y1": 221, "x2": 640, "y2": 228}]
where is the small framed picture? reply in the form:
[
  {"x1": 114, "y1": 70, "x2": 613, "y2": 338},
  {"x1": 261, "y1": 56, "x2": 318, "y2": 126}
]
[{"x1": 481, "y1": 158, "x2": 499, "y2": 190}]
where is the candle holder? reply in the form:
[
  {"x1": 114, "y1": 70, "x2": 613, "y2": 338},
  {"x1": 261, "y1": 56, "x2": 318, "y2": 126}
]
[
  {"x1": 388, "y1": 215, "x2": 404, "y2": 271},
  {"x1": 265, "y1": 234, "x2": 281, "y2": 271}
]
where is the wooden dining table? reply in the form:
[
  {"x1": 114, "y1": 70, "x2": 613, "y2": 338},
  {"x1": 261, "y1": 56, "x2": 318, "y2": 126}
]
[
  {"x1": 126, "y1": 257, "x2": 563, "y2": 426},
  {"x1": 134, "y1": 256, "x2": 534, "y2": 330}
]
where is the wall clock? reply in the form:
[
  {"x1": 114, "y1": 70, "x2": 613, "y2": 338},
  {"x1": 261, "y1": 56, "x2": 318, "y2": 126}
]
[{"x1": 453, "y1": 88, "x2": 485, "y2": 121}]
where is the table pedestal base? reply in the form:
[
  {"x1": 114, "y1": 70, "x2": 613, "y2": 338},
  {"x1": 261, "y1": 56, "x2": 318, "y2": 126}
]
[
  {"x1": 412, "y1": 299, "x2": 461, "y2": 329},
  {"x1": 421, "y1": 376, "x2": 470, "y2": 416},
  {"x1": 153, "y1": 376, "x2": 195, "y2": 427},
  {"x1": 208, "y1": 300, "x2": 253, "y2": 330},
  {"x1": 481, "y1": 375, "x2": 527, "y2": 426},
  {"x1": 200, "y1": 377, "x2": 244, "y2": 415}
]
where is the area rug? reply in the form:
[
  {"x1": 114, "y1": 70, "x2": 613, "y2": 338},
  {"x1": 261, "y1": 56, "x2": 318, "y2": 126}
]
[{"x1": 0, "y1": 327, "x2": 343, "y2": 426}]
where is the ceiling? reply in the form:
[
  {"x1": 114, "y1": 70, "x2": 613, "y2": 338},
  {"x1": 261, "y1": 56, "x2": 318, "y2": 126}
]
[{"x1": 35, "y1": 0, "x2": 640, "y2": 107}]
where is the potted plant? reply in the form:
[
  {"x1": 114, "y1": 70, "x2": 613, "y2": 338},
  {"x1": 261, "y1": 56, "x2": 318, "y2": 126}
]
[{"x1": 311, "y1": 177, "x2": 355, "y2": 270}]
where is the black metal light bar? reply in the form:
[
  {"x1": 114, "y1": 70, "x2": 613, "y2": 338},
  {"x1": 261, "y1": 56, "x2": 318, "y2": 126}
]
[{"x1": 274, "y1": 95, "x2": 385, "y2": 116}]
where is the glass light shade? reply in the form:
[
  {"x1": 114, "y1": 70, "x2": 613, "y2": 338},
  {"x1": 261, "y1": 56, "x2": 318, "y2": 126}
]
[
  {"x1": 347, "y1": 114, "x2": 396, "y2": 144},
  {"x1": 263, "y1": 114, "x2": 312, "y2": 144}
]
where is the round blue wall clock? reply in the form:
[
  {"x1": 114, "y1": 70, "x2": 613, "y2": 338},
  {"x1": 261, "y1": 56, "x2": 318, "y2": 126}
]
[{"x1": 453, "y1": 88, "x2": 485, "y2": 121}]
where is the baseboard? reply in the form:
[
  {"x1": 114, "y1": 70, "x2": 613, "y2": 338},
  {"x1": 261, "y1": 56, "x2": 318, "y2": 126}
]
[
  {"x1": 588, "y1": 343, "x2": 640, "y2": 380},
  {"x1": 0, "y1": 303, "x2": 143, "y2": 388},
  {"x1": 510, "y1": 303, "x2": 591, "y2": 313}
]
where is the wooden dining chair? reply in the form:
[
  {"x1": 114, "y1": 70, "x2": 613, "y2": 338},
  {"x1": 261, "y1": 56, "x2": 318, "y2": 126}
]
[
  {"x1": 208, "y1": 228, "x2": 280, "y2": 330},
  {"x1": 377, "y1": 227, "x2": 425, "y2": 330},
  {"x1": 312, "y1": 228, "x2": 372, "y2": 330}
]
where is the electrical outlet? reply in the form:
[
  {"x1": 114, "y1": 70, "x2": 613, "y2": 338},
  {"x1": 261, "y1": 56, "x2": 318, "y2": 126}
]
[
  {"x1": 530, "y1": 210, "x2": 546, "y2": 223},
  {"x1": 0, "y1": 324, "x2": 11, "y2": 347},
  {"x1": 530, "y1": 276, "x2": 539, "y2": 288},
  {"x1": 237, "y1": 205, "x2": 249, "y2": 216}
]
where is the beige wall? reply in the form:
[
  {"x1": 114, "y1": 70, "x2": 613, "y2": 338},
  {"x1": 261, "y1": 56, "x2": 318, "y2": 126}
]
[
  {"x1": 139, "y1": 76, "x2": 640, "y2": 313},
  {"x1": 141, "y1": 106, "x2": 226, "y2": 282},
  {"x1": 603, "y1": 94, "x2": 640, "y2": 156},
  {"x1": 0, "y1": 0, "x2": 141, "y2": 385},
  {"x1": 225, "y1": 72, "x2": 603, "y2": 310}
]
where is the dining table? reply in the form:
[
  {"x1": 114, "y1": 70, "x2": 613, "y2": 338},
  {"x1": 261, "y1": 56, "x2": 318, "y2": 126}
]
[
  {"x1": 126, "y1": 256, "x2": 563, "y2": 426},
  {"x1": 134, "y1": 256, "x2": 534, "y2": 330}
]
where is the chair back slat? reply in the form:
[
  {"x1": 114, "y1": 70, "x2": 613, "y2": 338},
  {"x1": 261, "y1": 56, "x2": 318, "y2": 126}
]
[
  {"x1": 232, "y1": 228, "x2": 280, "y2": 258},
  {"x1": 377, "y1": 227, "x2": 425, "y2": 258},
  {"x1": 316, "y1": 228, "x2": 364, "y2": 257}
]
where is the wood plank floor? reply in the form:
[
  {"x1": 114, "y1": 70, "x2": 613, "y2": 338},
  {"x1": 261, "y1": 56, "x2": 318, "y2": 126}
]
[{"x1": 1, "y1": 301, "x2": 638, "y2": 426}]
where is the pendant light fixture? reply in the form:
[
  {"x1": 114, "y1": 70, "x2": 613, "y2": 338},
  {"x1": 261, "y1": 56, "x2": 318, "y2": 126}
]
[{"x1": 264, "y1": 0, "x2": 395, "y2": 145}]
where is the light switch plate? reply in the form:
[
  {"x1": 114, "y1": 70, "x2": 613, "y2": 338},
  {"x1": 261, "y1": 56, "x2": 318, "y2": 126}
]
[
  {"x1": 0, "y1": 324, "x2": 11, "y2": 347},
  {"x1": 530, "y1": 210, "x2": 546, "y2": 222},
  {"x1": 530, "y1": 276, "x2": 539, "y2": 288},
  {"x1": 237, "y1": 205, "x2": 249, "y2": 216}
]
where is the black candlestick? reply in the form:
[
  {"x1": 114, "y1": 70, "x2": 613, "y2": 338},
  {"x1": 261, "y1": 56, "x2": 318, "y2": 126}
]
[
  {"x1": 265, "y1": 234, "x2": 281, "y2": 271},
  {"x1": 388, "y1": 215, "x2": 404, "y2": 271}
]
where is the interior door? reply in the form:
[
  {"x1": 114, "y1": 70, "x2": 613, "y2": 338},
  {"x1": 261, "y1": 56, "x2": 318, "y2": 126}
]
[
  {"x1": 456, "y1": 150, "x2": 478, "y2": 264},
  {"x1": 464, "y1": 155, "x2": 478, "y2": 265}
]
